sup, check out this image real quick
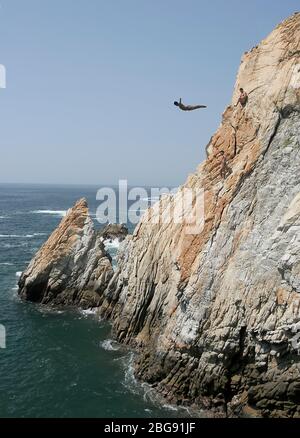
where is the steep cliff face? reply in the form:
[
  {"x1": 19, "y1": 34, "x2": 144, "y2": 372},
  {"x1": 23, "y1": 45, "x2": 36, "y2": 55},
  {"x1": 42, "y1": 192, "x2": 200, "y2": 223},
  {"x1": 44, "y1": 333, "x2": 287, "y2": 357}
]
[
  {"x1": 99, "y1": 14, "x2": 300, "y2": 417},
  {"x1": 18, "y1": 13, "x2": 300, "y2": 417},
  {"x1": 19, "y1": 199, "x2": 114, "y2": 308}
]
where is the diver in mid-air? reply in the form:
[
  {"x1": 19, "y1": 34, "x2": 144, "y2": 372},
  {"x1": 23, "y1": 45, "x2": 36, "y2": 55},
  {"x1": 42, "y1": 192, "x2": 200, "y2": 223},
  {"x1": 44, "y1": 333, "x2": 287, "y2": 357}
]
[{"x1": 174, "y1": 98, "x2": 207, "y2": 111}]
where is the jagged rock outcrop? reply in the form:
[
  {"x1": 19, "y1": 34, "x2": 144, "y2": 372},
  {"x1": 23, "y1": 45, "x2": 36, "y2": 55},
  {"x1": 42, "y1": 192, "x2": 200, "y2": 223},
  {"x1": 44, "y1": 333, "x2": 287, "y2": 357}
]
[
  {"x1": 101, "y1": 223, "x2": 128, "y2": 242},
  {"x1": 98, "y1": 14, "x2": 300, "y2": 417},
  {"x1": 18, "y1": 199, "x2": 114, "y2": 308}
]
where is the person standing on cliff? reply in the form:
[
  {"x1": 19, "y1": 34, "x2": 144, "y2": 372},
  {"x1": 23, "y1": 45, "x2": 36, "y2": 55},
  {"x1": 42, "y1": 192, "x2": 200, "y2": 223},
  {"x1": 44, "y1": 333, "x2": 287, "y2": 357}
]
[
  {"x1": 235, "y1": 88, "x2": 248, "y2": 108},
  {"x1": 174, "y1": 98, "x2": 207, "y2": 111}
]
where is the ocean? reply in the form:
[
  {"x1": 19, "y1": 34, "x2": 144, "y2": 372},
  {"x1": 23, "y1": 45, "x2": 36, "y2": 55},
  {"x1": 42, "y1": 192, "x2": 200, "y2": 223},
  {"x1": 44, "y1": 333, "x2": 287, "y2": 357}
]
[{"x1": 0, "y1": 183, "x2": 190, "y2": 418}]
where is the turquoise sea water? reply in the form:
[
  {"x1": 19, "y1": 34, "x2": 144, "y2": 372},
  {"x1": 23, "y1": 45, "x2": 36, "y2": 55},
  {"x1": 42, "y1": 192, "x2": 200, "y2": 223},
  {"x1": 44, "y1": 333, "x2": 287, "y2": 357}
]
[{"x1": 0, "y1": 184, "x2": 190, "y2": 418}]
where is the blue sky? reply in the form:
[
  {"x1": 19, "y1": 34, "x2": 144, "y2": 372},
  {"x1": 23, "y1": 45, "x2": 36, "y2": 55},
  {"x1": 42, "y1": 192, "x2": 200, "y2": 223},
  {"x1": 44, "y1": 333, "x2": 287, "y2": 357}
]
[{"x1": 0, "y1": 0, "x2": 299, "y2": 186}]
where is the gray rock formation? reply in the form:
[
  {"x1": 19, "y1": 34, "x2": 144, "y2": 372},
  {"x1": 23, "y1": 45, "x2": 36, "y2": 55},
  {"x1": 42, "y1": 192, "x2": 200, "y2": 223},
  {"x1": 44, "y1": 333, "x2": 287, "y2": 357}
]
[
  {"x1": 101, "y1": 223, "x2": 128, "y2": 242},
  {"x1": 18, "y1": 199, "x2": 114, "y2": 308},
  {"x1": 97, "y1": 14, "x2": 300, "y2": 417}
]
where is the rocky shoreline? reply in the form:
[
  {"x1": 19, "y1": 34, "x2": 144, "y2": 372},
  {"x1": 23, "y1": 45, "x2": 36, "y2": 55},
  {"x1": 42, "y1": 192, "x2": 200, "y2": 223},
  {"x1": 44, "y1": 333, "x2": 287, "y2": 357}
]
[{"x1": 19, "y1": 13, "x2": 300, "y2": 418}]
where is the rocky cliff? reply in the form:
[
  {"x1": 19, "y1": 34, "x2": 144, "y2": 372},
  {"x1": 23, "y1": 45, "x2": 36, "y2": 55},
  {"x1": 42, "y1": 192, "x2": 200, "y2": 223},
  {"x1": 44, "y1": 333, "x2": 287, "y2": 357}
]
[
  {"x1": 19, "y1": 14, "x2": 300, "y2": 417},
  {"x1": 97, "y1": 14, "x2": 300, "y2": 417},
  {"x1": 18, "y1": 199, "x2": 114, "y2": 308}
]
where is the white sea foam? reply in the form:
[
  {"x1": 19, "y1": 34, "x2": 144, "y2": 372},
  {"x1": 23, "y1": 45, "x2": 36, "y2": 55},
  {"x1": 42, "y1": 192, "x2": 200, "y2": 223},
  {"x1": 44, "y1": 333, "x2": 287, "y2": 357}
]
[
  {"x1": 11, "y1": 285, "x2": 19, "y2": 301},
  {"x1": 0, "y1": 262, "x2": 13, "y2": 266},
  {"x1": 123, "y1": 353, "x2": 138, "y2": 389},
  {"x1": 32, "y1": 210, "x2": 67, "y2": 217},
  {"x1": 37, "y1": 307, "x2": 65, "y2": 316},
  {"x1": 122, "y1": 354, "x2": 161, "y2": 403},
  {"x1": 121, "y1": 354, "x2": 188, "y2": 414},
  {"x1": 162, "y1": 404, "x2": 178, "y2": 412},
  {"x1": 100, "y1": 339, "x2": 120, "y2": 351},
  {"x1": 0, "y1": 234, "x2": 24, "y2": 238},
  {"x1": 16, "y1": 271, "x2": 22, "y2": 278},
  {"x1": 80, "y1": 308, "x2": 99, "y2": 317},
  {"x1": 103, "y1": 238, "x2": 121, "y2": 250},
  {"x1": 0, "y1": 233, "x2": 46, "y2": 238}
]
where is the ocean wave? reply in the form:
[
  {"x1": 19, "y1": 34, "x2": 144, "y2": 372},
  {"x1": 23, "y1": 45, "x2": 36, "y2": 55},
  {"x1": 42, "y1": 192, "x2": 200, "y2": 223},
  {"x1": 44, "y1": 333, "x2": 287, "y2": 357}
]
[
  {"x1": 1, "y1": 242, "x2": 29, "y2": 249},
  {"x1": 80, "y1": 308, "x2": 99, "y2": 317},
  {"x1": 1, "y1": 243, "x2": 15, "y2": 249},
  {"x1": 123, "y1": 353, "x2": 137, "y2": 387},
  {"x1": 31, "y1": 210, "x2": 67, "y2": 217},
  {"x1": 0, "y1": 234, "x2": 26, "y2": 238},
  {"x1": 38, "y1": 308, "x2": 65, "y2": 315},
  {"x1": 0, "y1": 262, "x2": 14, "y2": 266},
  {"x1": 0, "y1": 233, "x2": 47, "y2": 239},
  {"x1": 100, "y1": 339, "x2": 120, "y2": 351}
]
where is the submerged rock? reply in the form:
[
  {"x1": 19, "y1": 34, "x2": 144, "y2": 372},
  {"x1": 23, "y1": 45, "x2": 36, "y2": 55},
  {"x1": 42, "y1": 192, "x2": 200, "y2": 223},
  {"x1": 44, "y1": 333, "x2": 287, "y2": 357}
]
[
  {"x1": 97, "y1": 14, "x2": 300, "y2": 417},
  {"x1": 18, "y1": 199, "x2": 113, "y2": 308}
]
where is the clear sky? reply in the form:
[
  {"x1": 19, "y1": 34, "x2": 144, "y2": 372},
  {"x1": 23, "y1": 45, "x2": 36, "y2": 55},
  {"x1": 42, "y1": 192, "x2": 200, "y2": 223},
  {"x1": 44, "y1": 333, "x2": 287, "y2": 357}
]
[{"x1": 0, "y1": 0, "x2": 299, "y2": 186}]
